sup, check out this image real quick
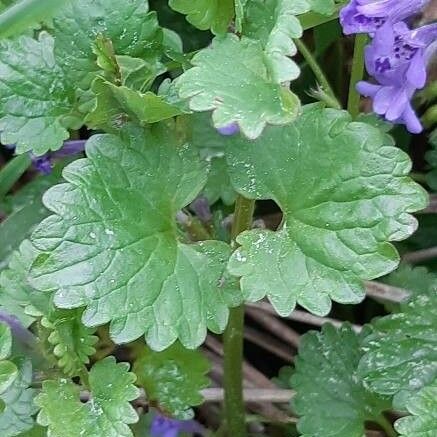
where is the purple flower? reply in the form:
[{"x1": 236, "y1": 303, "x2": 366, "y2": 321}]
[
  {"x1": 150, "y1": 415, "x2": 203, "y2": 437},
  {"x1": 340, "y1": 0, "x2": 429, "y2": 35},
  {"x1": 216, "y1": 122, "x2": 240, "y2": 136},
  {"x1": 30, "y1": 140, "x2": 86, "y2": 175},
  {"x1": 357, "y1": 21, "x2": 437, "y2": 132}
]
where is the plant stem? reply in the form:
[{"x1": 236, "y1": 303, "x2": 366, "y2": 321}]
[
  {"x1": 223, "y1": 195, "x2": 255, "y2": 436},
  {"x1": 295, "y1": 38, "x2": 341, "y2": 109},
  {"x1": 347, "y1": 34, "x2": 368, "y2": 119},
  {"x1": 0, "y1": 153, "x2": 31, "y2": 201},
  {"x1": 375, "y1": 415, "x2": 397, "y2": 437}
]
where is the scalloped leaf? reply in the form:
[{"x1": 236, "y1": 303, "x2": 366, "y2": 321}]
[
  {"x1": 36, "y1": 357, "x2": 139, "y2": 437},
  {"x1": 0, "y1": 358, "x2": 37, "y2": 436},
  {"x1": 226, "y1": 106, "x2": 427, "y2": 317},
  {"x1": 169, "y1": 0, "x2": 234, "y2": 34},
  {"x1": 40, "y1": 308, "x2": 98, "y2": 377},
  {"x1": 242, "y1": 0, "x2": 309, "y2": 83},
  {"x1": 358, "y1": 293, "x2": 437, "y2": 403},
  {"x1": 0, "y1": 33, "x2": 74, "y2": 156},
  {"x1": 53, "y1": 0, "x2": 162, "y2": 90},
  {"x1": 30, "y1": 124, "x2": 237, "y2": 350},
  {"x1": 175, "y1": 34, "x2": 301, "y2": 139},
  {"x1": 291, "y1": 324, "x2": 391, "y2": 437},
  {"x1": 134, "y1": 342, "x2": 210, "y2": 419},
  {"x1": 395, "y1": 380, "x2": 437, "y2": 437}
]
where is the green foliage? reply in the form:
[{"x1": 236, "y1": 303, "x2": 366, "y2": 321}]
[
  {"x1": 30, "y1": 124, "x2": 238, "y2": 350},
  {"x1": 134, "y1": 342, "x2": 210, "y2": 419},
  {"x1": 176, "y1": 34, "x2": 301, "y2": 139},
  {"x1": 0, "y1": 358, "x2": 37, "y2": 436},
  {"x1": 394, "y1": 380, "x2": 437, "y2": 436},
  {"x1": 291, "y1": 324, "x2": 391, "y2": 437},
  {"x1": 227, "y1": 106, "x2": 427, "y2": 317},
  {"x1": 169, "y1": 0, "x2": 234, "y2": 34},
  {"x1": 0, "y1": 33, "x2": 74, "y2": 155},
  {"x1": 0, "y1": 324, "x2": 17, "y2": 395},
  {"x1": 36, "y1": 357, "x2": 139, "y2": 437},
  {"x1": 241, "y1": 0, "x2": 309, "y2": 83},
  {"x1": 358, "y1": 294, "x2": 437, "y2": 406}
]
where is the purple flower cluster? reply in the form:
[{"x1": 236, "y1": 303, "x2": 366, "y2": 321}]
[
  {"x1": 150, "y1": 414, "x2": 203, "y2": 437},
  {"x1": 340, "y1": 0, "x2": 437, "y2": 133}
]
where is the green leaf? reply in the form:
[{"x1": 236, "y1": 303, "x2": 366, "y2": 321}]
[
  {"x1": 169, "y1": 0, "x2": 234, "y2": 35},
  {"x1": 0, "y1": 324, "x2": 12, "y2": 360},
  {"x1": 0, "y1": 361, "x2": 17, "y2": 396},
  {"x1": 226, "y1": 106, "x2": 427, "y2": 317},
  {"x1": 36, "y1": 357, "x2": 139, "y2": 437},
  {"x1": 0, "y1": 155, "x2": 31, "y2": 202},
  {"x1": 394, "y1": 380, "x2": 437, "y2": 437},
  {"x1": 53, "y1": 0, "x2": 162, "y2": 90},
  {"x1": 85, "y1": 78, "x2": 184, "y2": 130},
  {"x1": 0, "y1": 0, "x2": 69, "y2": 39},
  {"x1": 30, "y1": 124, "x2": 236, "y2": 350},
  {"x1": 202, "y1": 157, "x2": 237, "y2": 205},
  {"x1": 0, "y1": 168, "x2": 62, "y2": 269},
  {"x1": 176, "y1": 34, "x2": 301, "y2": 139},
  {"x1": 0, "y1": 241, "x2": 39, "y2": 327},
  {"x1": 234, "y1": 0, "x2": 247, "y2": 32},
  {"x1": 40, "y1": 308, "x2": 98, "y2": 377},
  {"x1": 291, "y1": 324, "x2": 391, "y2": 437},
  {"x1": 307, "y1": 0, "x2": 336, "y2": 15},
  {"x1": 134, "y1": 342, "x2": 209, "y2": 419},
  {"x1": 358, "y1": 293, "x2": 437, "y2": 402},
  {"x1": 0, "y1": 358, "x2": 37, "y2": 436},
  {"x1": 242, "y1": 0, "x2": 309, "y2": 83},
  {"x1": 0, "y1": 33, "x2": 74, "y2": 155}
]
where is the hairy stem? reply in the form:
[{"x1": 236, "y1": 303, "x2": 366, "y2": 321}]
[
  {"x1": 295, "y1": 38, "x2": 341, "y2": 109},
  {"x1": 223, "y1": 195, "x2": 255, "y2": 436},
  {"x1": 347, "y1": 34, "x2": 368, "y2": 118}
]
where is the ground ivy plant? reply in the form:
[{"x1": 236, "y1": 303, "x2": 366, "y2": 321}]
[{"x1": 0, "y1": 0, "x2": 435, "y2": 436}]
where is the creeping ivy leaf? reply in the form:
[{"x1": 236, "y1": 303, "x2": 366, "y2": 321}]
[
  {"x1": 0, "y1": 324, "x2": 12, "y2": 361},
  {"x1": 227, "y1": 106, "x2": 427, "y2": 317},
  {"x1": 0, "y1": 241, "x2": 40, "y2": 328},
  {"x1": 291, "y1": 324, "x2": 391, "y2": 437},
  {"x1": 0, "y1": 358, "x2": 37, "y2": 436},
  {"x1": 358, "y1": 293, "x2": 437, "y2": 404},
  {"x1": 134, "y1": 342, "x2": 210, "y2": 419},
  {"x1": 0, "y1": 33, "x2": 74, "y2": 155},
  {"x1": 30, "y1": 124, "x2": 236, "y2": 350},
  {"x1": 242, "y1": 0, "x2": 309, "y2": 83},
  {"x1": 36, "y1": 357, "x2": 139, "y2": 437},
  {"x1": 53, "y1": 0, "x2": 162, "y2": 90},
  {"x1": 395, "y1": 380, "x2": 437, "y2": 437},
  {"x1": 0, "y1": 324, "x2": 16, "y2": 395},
  {"x1": 169, "y1": 0, "x2": 234, "y2": 34},
  {"x1": 176, "y1": 34, "x2": 301, "y2": 139},
  {"x1": 86, "y1": 78, "x2": 184, "y2": 131},
  {"x1": 40, "y1": 308, "x2": 98, "y2": 377},
  {"x1": 307, "y1": 0, "x2": 337, "y2": 15}
]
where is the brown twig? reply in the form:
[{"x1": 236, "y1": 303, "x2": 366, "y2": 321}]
[
  {"x1": 201, "y1": 388, "x2": 295, "y2": 403},
  {"x1": 365, "y1": 280, "x2": 408, "y2": 302},
  {"x1": 244, "y1": 326, "x2": 294, "y2": 361},
  {"x1": 401, "y1": 246, "x2": 437, "y2": 264},
  {"x1": 245, "y1": 307, "x2": 301, "y2": 347}
]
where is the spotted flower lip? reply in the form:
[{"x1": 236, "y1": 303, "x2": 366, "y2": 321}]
[
  {"x1": 340, "y1": 0, "x2": 430, "y2": 35},
  {"x1": 357, "y1": 21, "x2": 437, "y2": 133}
]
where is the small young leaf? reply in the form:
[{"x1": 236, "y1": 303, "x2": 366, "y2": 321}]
[
  {"x1": 394, "y1": 380, "x2": 437, "y2": 437},
  {"x1": 53, "y1": 0, "x2": 162, "y2": 90},
  {"x1": 30, "y1": 124, "x2": 236, "y2": 350},
  {"x1": 358, "y1": 293, "x2": 437, "y2": 403},
  {"x1": 227, "y1": 106, "x2": 427, "y2": 317},
  {"x1": 36, "y1": 357, "x2": 139, "y2": 437},
  {"x1": 0, "y1": 361, "x2": 17, "y2": 396},
  {"x1": 169, "y1": 0, "x2": 234, "y2": 35},
  {"x1": 0, "y1": 33, "x2": 74, "y2": 155},
  {"x1": 134, "y1": 342, "x2": 210, "y2": 419},
  {"x1": 291, "y1": 324, "x2": 391, "y2": 437},
  {"x1": 242, "y1": 0, "x2": 309, "y2": 83},
  {"x1": 86, "y1": 77, "x2": 184, "y2": 131},
  {"x1": 176, "y1": 34, "x2": 301, "y2": 139},
  {"x1": 0, "y1": 358, "x2": 37, "y2": 436},
  {"x1": 40, "y1": 308, "x2": 98, "y2": 377},
  {"x1": 0, "y1": 324, "x2": 12, "y2": 360}
]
